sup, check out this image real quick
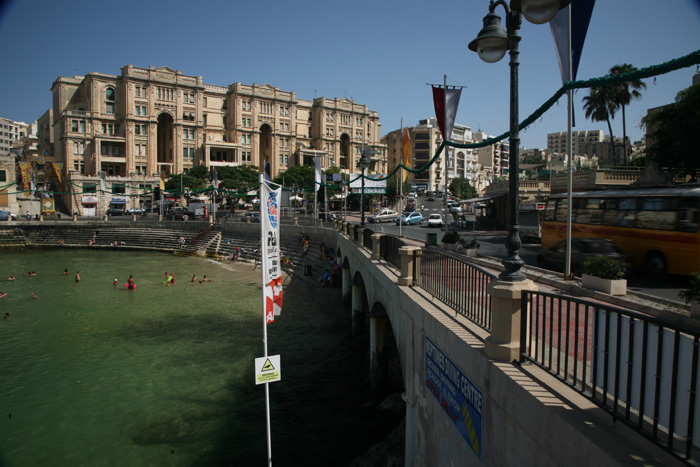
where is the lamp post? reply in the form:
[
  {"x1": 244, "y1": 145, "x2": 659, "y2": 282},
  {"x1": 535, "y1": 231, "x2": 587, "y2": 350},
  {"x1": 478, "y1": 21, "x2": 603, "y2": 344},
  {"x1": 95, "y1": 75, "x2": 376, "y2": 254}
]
[
  {"x1": 357, "y1": 148, "x2": 372, "y2": 226},
  {"x1": 339, "y1": 165, "x2": 347, "y2": 221},
  {"x1": 469, "y1": 0, "x2": 568, "y2": 281}
]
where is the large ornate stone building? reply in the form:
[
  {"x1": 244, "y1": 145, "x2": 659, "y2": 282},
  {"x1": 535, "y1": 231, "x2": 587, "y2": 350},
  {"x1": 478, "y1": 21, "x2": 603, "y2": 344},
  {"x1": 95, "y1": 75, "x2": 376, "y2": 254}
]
[{"x1": 50, "y1": 65, "x2": 386, "y2": 214}]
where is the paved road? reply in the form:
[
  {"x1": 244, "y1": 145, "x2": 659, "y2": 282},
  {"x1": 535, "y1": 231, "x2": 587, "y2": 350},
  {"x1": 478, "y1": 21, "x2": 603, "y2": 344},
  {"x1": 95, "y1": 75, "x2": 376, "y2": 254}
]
[{"x1": 355, "y1": 197, "x2": 690, "y2": 303}]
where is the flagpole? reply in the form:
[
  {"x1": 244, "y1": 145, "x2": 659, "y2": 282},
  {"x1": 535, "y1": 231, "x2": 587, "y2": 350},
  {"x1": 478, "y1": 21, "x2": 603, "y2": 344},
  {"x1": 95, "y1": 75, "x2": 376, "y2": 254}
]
[
  {"x1": 443, "y1": 74, "x2": 450, "y2": 231},
  {"x1": 399, "y1": 119, "x2": 403, "y2": 238},
  {"x1": 259, "y1": 172, "x2": 273, "y2": 466},
  {"x1": 565, "y1": 6, "x2": 574, "y2": 280}
]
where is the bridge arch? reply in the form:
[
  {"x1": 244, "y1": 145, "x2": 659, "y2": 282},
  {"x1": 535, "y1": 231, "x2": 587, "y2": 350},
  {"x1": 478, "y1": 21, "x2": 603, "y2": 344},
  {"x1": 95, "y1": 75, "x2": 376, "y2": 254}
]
[
  {"x1": 351, "y1": 270, "x2": 368, "y2": 337},
  {"x1": 369, "y1": 301, "x2": 404, "y2": 399}
]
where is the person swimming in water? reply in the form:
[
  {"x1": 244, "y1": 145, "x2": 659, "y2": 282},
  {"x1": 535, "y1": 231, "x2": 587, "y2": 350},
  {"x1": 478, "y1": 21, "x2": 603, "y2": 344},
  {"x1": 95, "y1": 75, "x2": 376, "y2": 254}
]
[
  {"x1": 63, "y1": 269, "x2": 69, "y2": 275},
  {"x1": 75, "y1": 271, "x2": 80, "y2": 282},
  {"x1": 6, "y1": 275, "x2": 14, "y2": 281},
  {"x1": 113, "y1": 278, "x2": 119, "y2": 286},
  {"x1": 191, "y1": 274, "x2": 197, "y2": 282},
  {"x1": 127, "y1": 275, "x2": 135, "y2": 290},
  {"x1": 31, "y1": 292, "x2": 38, "y2": 299},
  {"x1": 0, "y1": 292, "x2": 7, "y2": 299}
]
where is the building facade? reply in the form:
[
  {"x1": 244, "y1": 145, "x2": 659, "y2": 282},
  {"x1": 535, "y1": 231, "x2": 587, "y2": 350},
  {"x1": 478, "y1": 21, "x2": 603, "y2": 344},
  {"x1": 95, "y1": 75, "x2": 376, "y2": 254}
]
[
  {"x1": 0, "y1": 117, "x2": 28, "y2": 157},
  {"x1": 382, "y1": 119, "x2": 443, "y2": 192},
  {"x1": 546, "y1": 130, "x2": 604, "y2": 155},
  {"x1": 473, "y1": 130, "x2": 509, "y2": 186},
  {"x1": 50, "y1": 65, "x2": 385, "y2": 215}
]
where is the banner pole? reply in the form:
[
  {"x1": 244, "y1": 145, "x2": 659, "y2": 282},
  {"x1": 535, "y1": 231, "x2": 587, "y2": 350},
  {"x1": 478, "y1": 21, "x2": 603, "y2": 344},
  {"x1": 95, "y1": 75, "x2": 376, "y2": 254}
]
[
  {"x1": 400, "y1": 119, "x2": 403, "y2": 238},
  {"x1": 259, "y1": 172, "x2": 273, "y2": 466}
]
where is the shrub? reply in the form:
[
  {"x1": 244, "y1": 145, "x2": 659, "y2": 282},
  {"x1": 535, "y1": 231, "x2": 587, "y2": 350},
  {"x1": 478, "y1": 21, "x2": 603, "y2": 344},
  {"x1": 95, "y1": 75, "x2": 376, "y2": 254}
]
[
  {"x1": 581, "y1": 256, "x2": 627, "y2": 280},
  {"x1": 441, "y1": 231, "x2": 461, "y2": 244},
  {"x1": 678, "y1": 272, "x2": 700, "y2": 304},
  {"x1": 460, "y1": 238, "x2": 480, "y2": 249}
]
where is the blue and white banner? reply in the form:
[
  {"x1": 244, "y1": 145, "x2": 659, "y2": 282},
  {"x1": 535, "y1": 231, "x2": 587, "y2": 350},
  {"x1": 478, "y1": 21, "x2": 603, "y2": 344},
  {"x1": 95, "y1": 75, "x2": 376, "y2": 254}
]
[
  {"x1": 261, "y1": 181, "x2": 282, "y2": 323},
  {"x1": 425, "y1": 336, "x2": 483, "y2": 462}
]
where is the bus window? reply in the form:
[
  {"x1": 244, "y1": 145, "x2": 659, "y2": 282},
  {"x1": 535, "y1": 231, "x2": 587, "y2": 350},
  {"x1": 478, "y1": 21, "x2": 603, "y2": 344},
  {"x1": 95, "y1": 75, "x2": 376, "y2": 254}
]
[
  {"x1": 543, "y1": 199, "x2": 556, "y2": 221},
  {"x1": 576, "y1": 198, "x2": 603, "y2": 224},
  {"x1": 601, "y1": 198, "x2": 621, "y2": 225},
  {"x1": 619, "y1": 198, "x2": 638, "y2": 227},
  {"x1": 554, "y1": 198, "x2": 568, "y2": 223},
  {"x1": 637, "y1": 197, "x2": 678, "y2": 230},
  {"x1": 678, "y1": 197, "x2": 700, "y2": 232}
]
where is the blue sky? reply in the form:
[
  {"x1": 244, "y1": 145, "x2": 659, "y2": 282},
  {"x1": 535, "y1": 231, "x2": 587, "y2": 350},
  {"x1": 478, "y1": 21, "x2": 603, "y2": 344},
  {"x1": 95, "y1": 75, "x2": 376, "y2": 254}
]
[{"x1": 1, "y1": 0, "x2": 699, "y2": 150}]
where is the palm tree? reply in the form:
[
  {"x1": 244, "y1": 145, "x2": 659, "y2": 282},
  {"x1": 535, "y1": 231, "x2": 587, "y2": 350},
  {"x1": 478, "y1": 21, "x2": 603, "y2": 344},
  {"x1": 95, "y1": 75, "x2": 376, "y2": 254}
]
[
  {"x1": 583, "y1": 87, "x2": 617, "y2": 165},
  {"x1": 608, "y1": 64, "x2": 646, "y2": 165}
]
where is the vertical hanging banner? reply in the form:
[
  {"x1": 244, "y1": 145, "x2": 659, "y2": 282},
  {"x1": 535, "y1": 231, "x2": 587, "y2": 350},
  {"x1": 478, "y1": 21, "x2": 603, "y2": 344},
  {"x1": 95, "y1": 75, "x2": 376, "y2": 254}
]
[
  {"x1": 431, "y1": 85, "x2": 462, "y2": 141},
  {"x1": 261, "y1": 181, "x2": 283, "y2": 324},
  {"x1": 402, "y1": 128, "x2": 411, "y2": 182}
]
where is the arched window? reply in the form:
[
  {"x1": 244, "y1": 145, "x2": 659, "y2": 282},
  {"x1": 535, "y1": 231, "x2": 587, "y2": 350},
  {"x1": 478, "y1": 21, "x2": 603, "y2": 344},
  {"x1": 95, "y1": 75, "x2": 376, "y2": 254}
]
[{"x1": 105, "y1": 87, "x2": 115, "y2": 115}]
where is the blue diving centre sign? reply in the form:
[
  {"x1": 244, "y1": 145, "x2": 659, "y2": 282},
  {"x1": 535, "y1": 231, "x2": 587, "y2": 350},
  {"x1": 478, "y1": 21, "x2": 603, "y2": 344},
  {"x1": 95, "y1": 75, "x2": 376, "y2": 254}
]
[{"x1": 425, "y1": 336, "x2": 483, "y2": 462}]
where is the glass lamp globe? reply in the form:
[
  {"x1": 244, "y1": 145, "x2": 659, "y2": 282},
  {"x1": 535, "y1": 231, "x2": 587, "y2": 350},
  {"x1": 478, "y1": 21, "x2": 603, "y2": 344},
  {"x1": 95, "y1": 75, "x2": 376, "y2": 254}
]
[{"x1": 520, "y1": 0, "x2": 563, "y2": 24}]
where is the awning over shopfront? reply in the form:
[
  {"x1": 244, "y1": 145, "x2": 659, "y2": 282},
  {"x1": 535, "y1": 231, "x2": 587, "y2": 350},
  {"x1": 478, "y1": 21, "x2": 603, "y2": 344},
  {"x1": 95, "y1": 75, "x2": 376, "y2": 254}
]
[{"x1": 464, "y1": 193, "x2": 507, "y2": 204}]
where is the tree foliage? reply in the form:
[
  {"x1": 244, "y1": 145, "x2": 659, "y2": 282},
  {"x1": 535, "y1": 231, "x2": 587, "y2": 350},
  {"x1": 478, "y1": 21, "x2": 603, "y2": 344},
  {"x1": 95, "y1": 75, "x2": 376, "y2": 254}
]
[
  {"x1": 449, "y1": 177, "x2": 477, "y2": 200},
  {"x1": 273, "y1": 165, "x2": 315, "y2": 190},
  {"x1": 582, "y1": 87, "x2": 618, "y2": 163},
  {"x1": 642, "y1": 84, "x2": 700, "y2": 178},
  {"x1": 386, "y1": 176, "x2": 410, "y2": 200},
  {"x1": 165, "y1": 166, "x2": 208, "y2": 192},
  {"x1": 608, "y1": 64, "x2": 646, "y2": 165},
  {"x1": 216, "y1": 165, "x2": 260, "y2": 193}
]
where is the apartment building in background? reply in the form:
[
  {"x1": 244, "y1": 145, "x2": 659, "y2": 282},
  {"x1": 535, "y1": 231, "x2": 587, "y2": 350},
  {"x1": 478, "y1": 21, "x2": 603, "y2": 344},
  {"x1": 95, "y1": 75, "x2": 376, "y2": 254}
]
[
  {"x1": 50, "y1": 64, "x2": 385, "y2": 215},
  {"x1": 0, "y1": 117, "x2": 28, "y2": 157}
]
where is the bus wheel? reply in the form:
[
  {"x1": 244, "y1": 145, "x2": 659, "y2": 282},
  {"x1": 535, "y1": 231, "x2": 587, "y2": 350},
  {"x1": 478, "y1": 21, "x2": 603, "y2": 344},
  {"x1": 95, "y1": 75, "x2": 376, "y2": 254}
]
[{"x1": 644, "y1": 252, "x2": 668, "y2": 279}]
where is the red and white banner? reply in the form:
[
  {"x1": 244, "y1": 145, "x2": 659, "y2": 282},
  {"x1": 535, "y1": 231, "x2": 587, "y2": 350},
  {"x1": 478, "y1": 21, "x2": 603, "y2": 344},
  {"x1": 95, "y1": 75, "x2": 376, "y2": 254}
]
[
  {"x1": 432, "y1": 85, "x2": 462, "y2": 141},
  {"x1": 261, "y1": 181, "x2": 282, "y2": 323}
]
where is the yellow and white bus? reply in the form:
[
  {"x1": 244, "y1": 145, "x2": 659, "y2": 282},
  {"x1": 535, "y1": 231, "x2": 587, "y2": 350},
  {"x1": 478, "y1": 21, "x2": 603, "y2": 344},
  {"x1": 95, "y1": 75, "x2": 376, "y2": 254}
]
[{"x1": 542, "y1": 186, "x2": 700, "y2": 277}]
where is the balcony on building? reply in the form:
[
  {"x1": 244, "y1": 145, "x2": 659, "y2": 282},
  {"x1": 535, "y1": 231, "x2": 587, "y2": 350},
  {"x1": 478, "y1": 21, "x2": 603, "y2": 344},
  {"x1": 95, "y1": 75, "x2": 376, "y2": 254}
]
[{"x1": 205, "y1": 141, "x2": 242, "y2": 167}]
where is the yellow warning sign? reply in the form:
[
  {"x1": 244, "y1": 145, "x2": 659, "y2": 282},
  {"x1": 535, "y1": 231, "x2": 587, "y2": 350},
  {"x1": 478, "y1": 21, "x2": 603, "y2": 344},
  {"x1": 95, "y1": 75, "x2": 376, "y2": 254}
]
[{"x1": 255, "y1": 355, "x2": 281, "y2": 385}]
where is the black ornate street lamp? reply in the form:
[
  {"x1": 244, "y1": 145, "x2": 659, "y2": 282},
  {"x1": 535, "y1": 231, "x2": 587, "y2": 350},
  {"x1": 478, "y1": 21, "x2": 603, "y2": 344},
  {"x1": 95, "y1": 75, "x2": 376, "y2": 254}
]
[
  {"x1": 357, "y1": 147, "x2": 372, "y2": 226},
  {"x1": 469, "y1": 0, "x2": 568, "y2": 281}
]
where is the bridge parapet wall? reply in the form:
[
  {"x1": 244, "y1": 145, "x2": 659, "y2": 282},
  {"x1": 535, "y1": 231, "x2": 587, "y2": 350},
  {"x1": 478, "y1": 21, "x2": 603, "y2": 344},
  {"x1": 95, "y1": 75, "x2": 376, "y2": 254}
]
[{"x1": 336, "y1": 232, "x2": 680, "y2": 466}]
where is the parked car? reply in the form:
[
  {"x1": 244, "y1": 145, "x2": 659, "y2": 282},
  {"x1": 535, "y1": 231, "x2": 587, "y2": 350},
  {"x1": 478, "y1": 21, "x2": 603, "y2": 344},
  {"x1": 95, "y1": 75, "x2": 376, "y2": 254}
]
[
  {"x1": 368, "y1": 209, "x2": 398, "y2": 223},
  {"x1": 165, "y1": 208, "x2": 187, "y2": 221},
  {"x1": 126, "y1": 207, "x2": 146, "y2": 215},
  {"x1": 536, "y1": 238, "x2": 633, "y2": 277},
  {"x1": 240, "y1": 212, "x2": 261, "y2": 223},
  {"x1": 106, "y1": 208, "x2": 125, "y2": 216},
  {"x1": 450, "y1": 205, "x2": 463, "y2": 214},
  {"x1": 395, "y1": 212, "x2": 424, "y2": 226},
  {"x1": 427, "y1": 196, "x2": 436, "y2": 201},
  {"x1": 427, "y1": 214, "x2": 443, "y2": 227},
  {"x1": 0, "y1": 210, "x2": 18, "y2": 221}
]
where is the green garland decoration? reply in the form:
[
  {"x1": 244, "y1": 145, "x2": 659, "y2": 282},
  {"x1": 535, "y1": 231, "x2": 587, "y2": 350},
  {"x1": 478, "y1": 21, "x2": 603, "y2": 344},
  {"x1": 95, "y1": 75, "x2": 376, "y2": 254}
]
[{"x1": 16, "y1": 51, "x2": 698, "y2": 196}]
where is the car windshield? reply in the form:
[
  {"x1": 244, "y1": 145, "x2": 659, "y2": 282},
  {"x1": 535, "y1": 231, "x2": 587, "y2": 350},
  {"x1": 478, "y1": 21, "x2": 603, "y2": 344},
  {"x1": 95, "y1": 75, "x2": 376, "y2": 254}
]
[
  {"x1": 430, "y1": 215, "x2": 441, "y2": 220},
  {"x1": 583, "y1": 240, "x2": 620, "y2": 254}
]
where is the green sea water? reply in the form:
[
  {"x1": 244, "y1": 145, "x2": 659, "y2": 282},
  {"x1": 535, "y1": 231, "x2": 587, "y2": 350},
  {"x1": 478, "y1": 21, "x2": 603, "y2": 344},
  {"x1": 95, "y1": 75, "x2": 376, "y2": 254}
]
[{"x1": 0, "y1": 249, "x2": 398, "y2": 466}]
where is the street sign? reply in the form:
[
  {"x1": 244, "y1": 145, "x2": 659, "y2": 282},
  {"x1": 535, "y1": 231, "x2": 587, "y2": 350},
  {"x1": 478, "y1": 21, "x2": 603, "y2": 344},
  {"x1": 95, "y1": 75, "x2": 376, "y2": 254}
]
[
  {"x1": 255, "y1": 354, "x2": 281, "y2": 385},
  {"x1": 351, "y1": 187, "x2": 386, "y2": 194}
]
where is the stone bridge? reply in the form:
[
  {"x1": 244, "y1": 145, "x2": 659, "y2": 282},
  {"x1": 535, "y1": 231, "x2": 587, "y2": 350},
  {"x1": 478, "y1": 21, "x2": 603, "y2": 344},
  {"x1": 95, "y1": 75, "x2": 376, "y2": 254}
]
[{"x1": 334, "y1": 221, "x2": 682, "y2": 467}]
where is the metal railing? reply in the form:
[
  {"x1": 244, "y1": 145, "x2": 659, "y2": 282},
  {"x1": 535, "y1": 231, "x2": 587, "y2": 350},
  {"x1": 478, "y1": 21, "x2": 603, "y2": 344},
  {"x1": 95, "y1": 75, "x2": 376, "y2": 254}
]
[
  {"x1": 416, "y1": 249, "x2": 495, "y2": 331},
  {"x1": 379, "y1": 235, "x2": 405, "y2": 270},
  {"x1": 521, "y1": 290, "x2": 700, "y2": 464},
  {"x1": 362, "y1": 228, "x2": 374, "y2": 249}
]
